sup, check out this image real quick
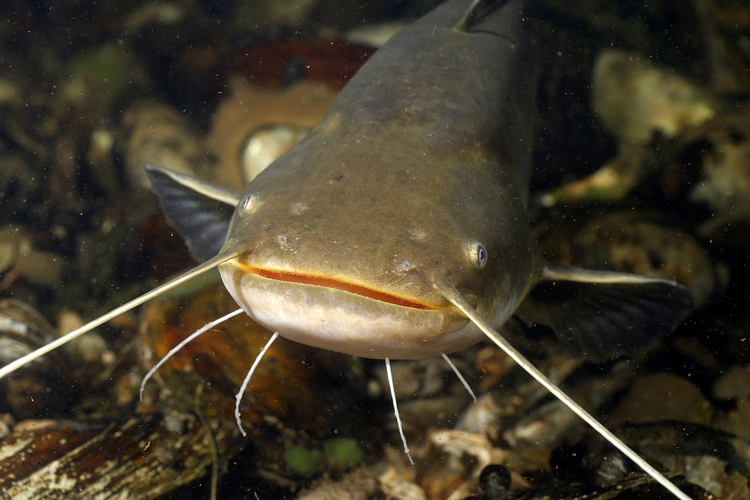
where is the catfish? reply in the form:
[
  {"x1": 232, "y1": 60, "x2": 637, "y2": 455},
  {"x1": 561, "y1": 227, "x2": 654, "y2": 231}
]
[{"x1": 0, "y1": 0, "x2": 692, "y2": 498}]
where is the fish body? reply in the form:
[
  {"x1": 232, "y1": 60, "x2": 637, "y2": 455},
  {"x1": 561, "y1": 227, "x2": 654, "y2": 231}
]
[
  {"x1": 144, "y1": 0, "x2": 689, "y2": 363},
  {"x1": 216, "y1": 0, "x2": 539, "y2": 359}
]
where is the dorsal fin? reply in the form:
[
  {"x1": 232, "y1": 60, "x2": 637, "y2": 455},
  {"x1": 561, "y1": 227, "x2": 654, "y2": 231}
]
[{"x1": 453, "y1": 0, "x2": 511, "y2": 31}]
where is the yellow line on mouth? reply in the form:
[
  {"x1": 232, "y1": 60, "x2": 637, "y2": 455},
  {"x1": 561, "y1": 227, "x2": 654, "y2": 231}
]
[{"x1": 236, "y1": 263, "x2": 437, "y2": 310}]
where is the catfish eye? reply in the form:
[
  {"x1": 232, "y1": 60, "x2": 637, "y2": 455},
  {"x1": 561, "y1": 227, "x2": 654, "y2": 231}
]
[
  {"x1": 470, "y1": 243, "x2": 488, "y2": 269},
  {"x1": 239, "y1": 194, "x2": 257, "y2": 216}
]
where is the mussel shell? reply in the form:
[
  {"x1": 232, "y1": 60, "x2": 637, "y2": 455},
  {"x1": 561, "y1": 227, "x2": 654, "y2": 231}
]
[{"x1": 0, "y1": 299, "x2": 75, "y2": 418}]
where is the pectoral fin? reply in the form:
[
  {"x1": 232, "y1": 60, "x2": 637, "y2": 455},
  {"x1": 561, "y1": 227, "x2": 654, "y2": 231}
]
[
  {"x1": 144, "y1": 164, "x2": 240, "y2": 262},
  {"x1": 516, "y1": 261, "x2": 693, "y2": 361}
]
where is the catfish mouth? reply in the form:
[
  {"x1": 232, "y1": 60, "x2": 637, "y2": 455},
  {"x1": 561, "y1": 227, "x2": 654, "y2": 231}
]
[
  {"x1": 239, "y1": 264, "x2": 441, "y2": 311},
  {"x1": 222, "y1": 261, "x2": 481, "y2": 360}
]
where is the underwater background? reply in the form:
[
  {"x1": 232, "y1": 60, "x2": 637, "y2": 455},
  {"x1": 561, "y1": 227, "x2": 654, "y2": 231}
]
[{"x1": 0, "y1": 0, "x2": 748, "y2": 498}]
